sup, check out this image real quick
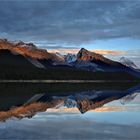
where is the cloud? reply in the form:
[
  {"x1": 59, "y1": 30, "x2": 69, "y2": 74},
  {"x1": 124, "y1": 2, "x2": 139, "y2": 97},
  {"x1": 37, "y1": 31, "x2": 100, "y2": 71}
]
[
  {"x1": 125, "y1": 50, "x2": 140, "y2": 57},
  {"x1": 0, "y1": 1, "x2": 140, "y2": 44},
  {"x1": 48, "y1": 48, "x2": 125, "y2": 56},
  {"x1": 48, "y1": 48, "x2": 79, "y2": 54},
  {"x1": 93, "y1": 50, "x2": 125, "y2": 56}
]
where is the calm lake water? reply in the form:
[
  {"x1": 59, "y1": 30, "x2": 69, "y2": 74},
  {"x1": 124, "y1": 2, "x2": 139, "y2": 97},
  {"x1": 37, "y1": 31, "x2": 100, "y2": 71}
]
[{"x1": 0, "y1": 82, "x2": 140, "y2": 140}]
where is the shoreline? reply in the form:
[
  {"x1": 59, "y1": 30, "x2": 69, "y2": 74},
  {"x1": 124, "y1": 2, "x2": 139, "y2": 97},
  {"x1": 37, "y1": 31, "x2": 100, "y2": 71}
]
[{"x1": 0, "y1": 80, "x2": 139, "y2": 83}]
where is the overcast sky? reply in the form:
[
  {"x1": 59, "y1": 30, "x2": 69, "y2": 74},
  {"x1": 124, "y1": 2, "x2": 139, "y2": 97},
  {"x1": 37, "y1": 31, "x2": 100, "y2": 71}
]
[{"x1": 0, "y1": 0, "x2": 140, "y2": 63}]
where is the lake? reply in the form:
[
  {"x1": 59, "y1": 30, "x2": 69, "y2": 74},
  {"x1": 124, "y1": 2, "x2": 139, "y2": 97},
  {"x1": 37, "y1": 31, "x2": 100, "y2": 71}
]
[{"x1": 0, "y1": 82, "x2": 140, "y2": 140}]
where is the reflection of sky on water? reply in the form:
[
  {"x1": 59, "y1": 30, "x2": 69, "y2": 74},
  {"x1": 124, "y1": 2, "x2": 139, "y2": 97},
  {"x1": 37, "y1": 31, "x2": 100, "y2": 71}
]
[
  {"x1": 0, "y1": 92, "x2": 140, "y2": 140},
  {"x1": 0, "y1": 112, "x2": 140, "y2": 139}
]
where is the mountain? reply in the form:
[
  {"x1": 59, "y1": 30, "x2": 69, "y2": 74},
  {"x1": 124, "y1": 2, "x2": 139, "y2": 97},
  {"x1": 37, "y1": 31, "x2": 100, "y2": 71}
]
[
  {"x1": 69, "y1": 48, "x2": 116, "y2": 71},
  {"x1": 1, "y1": 49, "x2": 137, "y2": 80},
  {"x1": 119, "y1": 57, "x2": 138, "y2": 69},
  {"x1": 0, "y1": 39, "x2": 63, "y2": 62},
  {"x1": 0, "y1": 39, "x2": 66, "y2": 69},
  {"x1": 0, "y1": 39, "x2": 139, "y2": 80},
  {"x1": 76, "y1": 48, "x2": 124, "y2": 68},
  {"x1": 77, "y1": 48, "x2": 118, "y2": 65},
  {"x1": 72, "y1": 48, "x2": 140, "y2": 78}
]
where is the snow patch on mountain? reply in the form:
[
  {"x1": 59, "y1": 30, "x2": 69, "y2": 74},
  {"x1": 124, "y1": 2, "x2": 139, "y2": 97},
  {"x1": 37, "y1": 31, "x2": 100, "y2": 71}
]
[
  {"x1": 26, "y1": 57, "x2": 46, "y2": 69},
  {"x1": 71, "y1": 60, "x2": 104, "y2": 71},
  {"x1": 64, "y1": 53, "x2": 77, "y2": 63}
]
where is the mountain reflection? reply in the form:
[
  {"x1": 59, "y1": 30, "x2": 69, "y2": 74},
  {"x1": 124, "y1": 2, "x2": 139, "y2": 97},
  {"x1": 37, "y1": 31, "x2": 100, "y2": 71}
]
[{"x1": 0, "y1": 82, "x2": 140, "y2": 121}]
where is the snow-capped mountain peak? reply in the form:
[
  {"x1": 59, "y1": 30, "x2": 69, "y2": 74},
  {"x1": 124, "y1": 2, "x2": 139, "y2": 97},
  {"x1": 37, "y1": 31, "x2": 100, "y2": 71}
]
[
  {"x1": 64, "y1": 53, "x2": 77, "y2": 63},
  {"x1": 119, "y1": 57, "x2": 138, "y2": 69}
]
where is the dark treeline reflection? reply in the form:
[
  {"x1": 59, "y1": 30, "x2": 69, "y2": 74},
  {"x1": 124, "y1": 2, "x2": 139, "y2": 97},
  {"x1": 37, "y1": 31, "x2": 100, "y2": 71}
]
[{"x1": 0, "y1": 82, "x2": 139, "y2": 121}]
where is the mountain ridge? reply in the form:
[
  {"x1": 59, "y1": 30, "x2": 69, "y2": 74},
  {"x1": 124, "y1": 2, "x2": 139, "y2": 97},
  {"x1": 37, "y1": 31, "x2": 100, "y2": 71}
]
[
  {"x1": 0, "y1": 39, "x2": 140, "y2": 80},
  {"x1": 77, "y1": 48, "x2": 122, "y2": 66},
  {"x1": 0, "y1": 39, "x2": 63, "y2": 61}
]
